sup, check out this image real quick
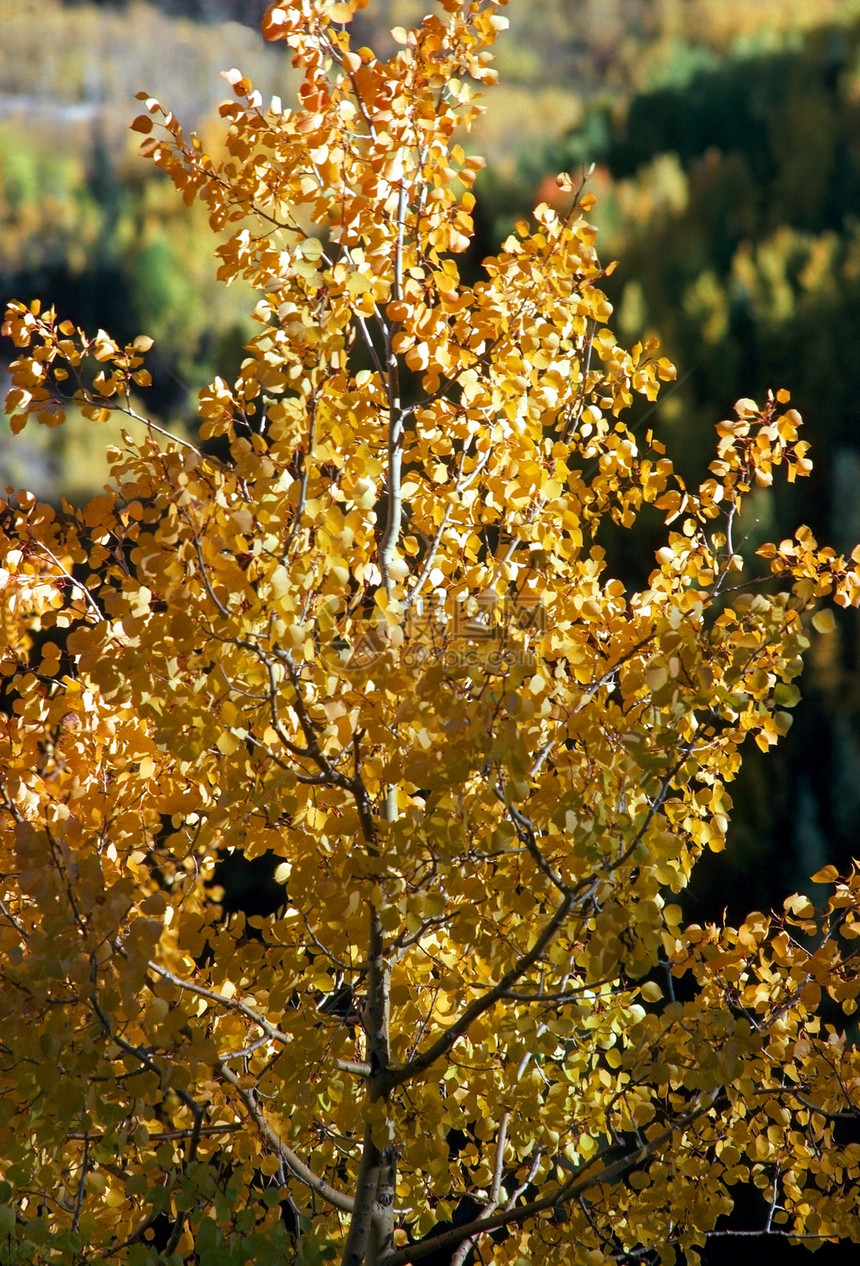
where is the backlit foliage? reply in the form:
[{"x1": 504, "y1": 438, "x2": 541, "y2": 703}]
[{"x1": 3, "y1": 3, "x2": 860, "y2": 1264}]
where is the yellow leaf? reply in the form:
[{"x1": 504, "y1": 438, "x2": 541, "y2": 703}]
[{"x1": 811, "y1": 608, "x2": 835, "y2": 634}]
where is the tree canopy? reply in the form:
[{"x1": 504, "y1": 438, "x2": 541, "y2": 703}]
[{"x1": 3, "y1": 2, "x2": 860, "y2": 1264}]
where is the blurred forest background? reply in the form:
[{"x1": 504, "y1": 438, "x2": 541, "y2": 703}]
[{"x1": 4, "y1": 0, "x2": 860, "y2": 929}]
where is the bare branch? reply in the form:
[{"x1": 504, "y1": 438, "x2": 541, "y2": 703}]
[{"x1": 118, "y1": 402, "x2": 205, "y2": 457}]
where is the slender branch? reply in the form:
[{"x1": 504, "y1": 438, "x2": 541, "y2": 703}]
[
  {"x1": 353, "y1": 309, "x2": 388, "y2": 381},
  {"x1": 90, "y1": 991, "x2": 202, "y2": 1122},
  {"x1": 217, "y1": 1061, "x2": 355, "y2": 1214},
  {"x1": 764, "y1": 1166, "x2": 781, "y2": 1234},
  {"x1": 389, "y1": 913, "x2": 453, "y2": 960},
  {"x1": 707, "y1": 1229, "x2": 837, "y2": 1241},
  {"x1": 560, "y1": 319, "x2": 596, "y2": 444},
  {"x1": 150, "y1": 959, "x2": 370, "y2": 1076},
  {"x1": 278, "y1": 652, "x2": 347, "y2": 781},
  {"x1": 502, "y1": 1146, "x2": 544, "y2": 1212},
  {"x1": 298, "y1": 907, "x2": 361, "y2": 973},
  {"x1": 70, "y1": 1134, "x2": 90, "y2": 1234},
  {"x1": 193, "y1": 534, "x2": 231, "y2": 619},
  {"x1": 225, "y1": 635, "x2": 363, "y2": 794},
  {"x1": 403, "y1": 444, "x2": 490, "y2": 614},
  {"x1": 449, "y1": 1112, "x2": 510, "y2": 1266},
  {"x1": 148, "y1": 960, "x2": 292, "y2": 1045},
  {"x1": 383, "y1": 891, "x2": 576, "y2": 1091},
  {"x1": 38, "y1": 543, "x2": 105, "y2": 622},
  {"x1": 284, "y1": 398, "x2": 317, "y2": 555},
  {"x1": 499, "y1": 973, "x2": 617, "y2": 1003},
  {"x1": 89, "y1": 956, "x2": 209, "y2": 1255},
  {"x1": 580, "y1": 364, "x2": 697, "y2": 482},
  {"x1": 611, "y1": 738, "x2": 697, "y2": 876},
  {"x1": 529, "y1": 740, "x2": 554, "y2": 777},
  {"x1": 163, "y1": 1093, "x2": 206, "y2": 1257},
  {"x1": 219, "y1": 1033, "x2": 273, "y2": 1061},
  {"x1": 571, "y1": 633, "x2": 657, "y2": 715},
  {"x1": 0, "y1": 895, "x2": 28, "y2": 941},
  {"x1": 502, "y1": 795, "x2": 570, "y2": 896},
  {"x1": 120, "y1": 403, "x2": 205, "y2": 457},
  {"x1": 402, "y1": 505, "x2": 452, "y2": 615},
  {"x1": 68, "y1": 1124, "x2": 242, "y2": 1144},
  {"x1": 378, "y1": 184, "x2": 408, "y2": 595},
  {"x1": 708, "y1": 502, "x2": 739, "y2": 600},
  {"x1": 383, "y1": 1090, "x2": 719, "y2": 1266}
]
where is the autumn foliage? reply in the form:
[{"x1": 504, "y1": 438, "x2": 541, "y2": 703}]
[{"x1": 3, "y1": 2, "x2": 860, "y2": 1264}]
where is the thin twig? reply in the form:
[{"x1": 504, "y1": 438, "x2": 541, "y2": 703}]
[
  {"x1": 448, "y1": 1112, "x2": 511, "y2": 1266},
  {"x1": 38, "y1": 543, "x2": 105, "y2": 622},
  {"x1": 70, "y1": 1134, "x2": 90, "y2": 1234}
]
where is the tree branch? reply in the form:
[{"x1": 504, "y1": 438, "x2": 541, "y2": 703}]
[
  {"x1": 383, "y1": 890, "x2": 577, "y2": 1091},
  {"x1": 383, "y1": 1089, "x2": 720, "y2": 1266},
  {"x1": 449, "y1": 1111, "x2": 510, "y2": 1266},
  {"x1": 217, "y1": 1061, "x2": 355, "y2": 1214}
]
